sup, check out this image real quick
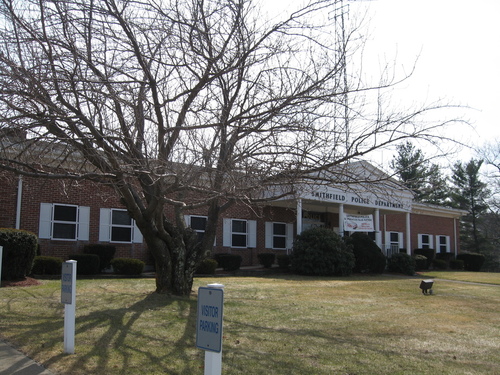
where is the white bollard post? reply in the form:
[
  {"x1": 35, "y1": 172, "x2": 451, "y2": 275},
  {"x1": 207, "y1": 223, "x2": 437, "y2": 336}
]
[
  {"x1": 61, "y1": 260, "x2": 77, "y2": 354},
  {"x1": 0, "y1": 246, "x2": 3, "y2": 287},
  {"x1": 204, "y1": 283, "x2": 224, "y2": 375}
]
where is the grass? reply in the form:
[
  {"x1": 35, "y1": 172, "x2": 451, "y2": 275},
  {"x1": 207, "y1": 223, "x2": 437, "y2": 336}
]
[
  {"x1": 0, "y1": 273, "x2": 499, "y2": 375},
  {"x1": 417, "y1": 271, "x2": 500, "y2": 285}
]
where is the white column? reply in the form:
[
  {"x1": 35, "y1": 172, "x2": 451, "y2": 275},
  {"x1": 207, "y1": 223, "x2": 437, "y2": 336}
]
[
  {"x1": 296, "y1": 199, "x2": 303, "y2": 235},
  {"x1": 339, "y1": 204, "x2": 345, "y2": 237},
  {"x1": 454, "y1": 218, "x2": 458, "y2": 257},
  {"x1": 405, "y1": 212, "x2": 411, "y2": 255},
  {"x1": 374, "y1": 209, "x2": 382, "y2": 249},
  {"x1": 15, "y1": 175, "x2": 23, "y2": 229}
]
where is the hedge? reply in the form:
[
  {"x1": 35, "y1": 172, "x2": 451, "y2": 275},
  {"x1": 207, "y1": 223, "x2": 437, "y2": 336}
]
[
  {"x1": 111, "y1": 258, "x2": 145, "y2": 275},
  {"x1": 213, "y1": 254, "x2": 242, "y2": 271},
  {"x1": 31, "y1": 256, "x2": 63, "y2": 275},
  {"x1": 387, "y1": 253, "x2": 415, "y2": 276},
  {"x1": 195, "y1": 258, "x2": 218, "y2": 275},
  {"x1": 347, "y1": 233, "x2": 386, "y2": 274},
  {"x1": 68, "y1": 254, "x2": 100, "y2": 275},
  {"x1": 456, "y1": 253, "x2": 485, "y2": 272},
  {"x1": 414, "y1": 248, "x2": 435, "y2": 269},
  {"x1": 257, "y1": 253, "x2": 276, "y2": 268},
  {"x1": 0, "y1": 228, "x2": 38, "y2": 280},
  {"x1": 83, "y1": 244, "x2": 116, "y2": 271}
]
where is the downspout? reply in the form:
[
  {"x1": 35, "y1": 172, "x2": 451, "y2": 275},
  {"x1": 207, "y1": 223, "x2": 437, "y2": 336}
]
[{"x1": 15, "y1": 175, "x2": 23, "y2": 229}]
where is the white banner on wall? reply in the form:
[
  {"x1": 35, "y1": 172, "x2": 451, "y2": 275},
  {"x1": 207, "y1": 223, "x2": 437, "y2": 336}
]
[{"x1": 344, "y1": 214, "x2": 374, "y2": 232}]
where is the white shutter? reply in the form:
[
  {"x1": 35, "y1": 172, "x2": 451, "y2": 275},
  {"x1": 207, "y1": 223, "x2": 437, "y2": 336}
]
[
  {"x1": 223, "y1": 218, "x2": 231, "y2": 247},
  {"x1": 78, "y1": 206, "x2": 90, "y2": 241},
  {"x1": 429, "y1": 235, "x2": 434, "y2": 249},
  {"x1": 384, "y1": 232, "x2": 390, "y2": 251},
  {"x1": 398, "y1": 232, "x2": 404, "y2": 249},
  {"x1": 247, "y1": 220, "x2": 257, "y2": 248},
  {"x1": 38, "y1": 203, "x2": 53, "y2": 239},
  {"x1": 99, "y1": 208, "x2": 111, "y2": 242},
  {"x1": 286, "y1": 223, "x2": 294, "y2": 249},
  {"x1": 265, "y1": 222, "x2": 273, "y2": 249},
  {"x1": 417, "y1": 234, "x2": 423, "y2": 248},
  {"x1": 184, "y1": 215, "x2": 191, "y2": 227},
  {"x1": 446, "y1": 236, "x2": 451, "y2": 252},
  {"x1": 132, "y1": 220, "x2": 143, "y2": 243}
]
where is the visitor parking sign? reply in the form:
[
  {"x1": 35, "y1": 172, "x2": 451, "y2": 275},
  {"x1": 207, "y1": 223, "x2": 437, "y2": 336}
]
[{"x1": 196, "y1": 286, "x2": 224, "y2": 353}]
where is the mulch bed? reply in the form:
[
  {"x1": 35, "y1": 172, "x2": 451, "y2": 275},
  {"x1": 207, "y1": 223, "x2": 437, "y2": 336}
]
[{"x1": 1, "y1": 277, "x2": 42, "y2": 288}]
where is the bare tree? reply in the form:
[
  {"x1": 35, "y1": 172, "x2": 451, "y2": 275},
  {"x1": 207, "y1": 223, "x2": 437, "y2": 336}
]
[{"x1": 0, "y1": 0, "x2": 459, "y2": 295}]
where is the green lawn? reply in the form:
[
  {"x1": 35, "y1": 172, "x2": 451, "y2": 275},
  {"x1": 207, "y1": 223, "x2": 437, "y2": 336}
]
[{"x1": 1, "y1": 273, "x2": 499, "y2": 374}]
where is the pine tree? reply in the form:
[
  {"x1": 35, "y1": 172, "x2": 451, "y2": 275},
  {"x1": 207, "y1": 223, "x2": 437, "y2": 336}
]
[
  {"x1": 390, "y1": 142, "x2": 449, "y2": 204},
  {"x1": 450, "y1": 159, "x2": 490, "y2": 252}
]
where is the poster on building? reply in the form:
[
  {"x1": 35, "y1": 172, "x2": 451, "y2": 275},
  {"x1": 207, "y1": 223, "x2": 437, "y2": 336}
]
[{"x1": 344, "y1": 214, "x2": 374, "y2": 232}]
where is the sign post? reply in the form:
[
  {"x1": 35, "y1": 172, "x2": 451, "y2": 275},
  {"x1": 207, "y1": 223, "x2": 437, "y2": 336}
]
[
  {"x1": 61, "y1": 260, "x2": 77, "y2": 354},
  {"x1": 0, "y1": 246, "x2": 3, "y2": 287},
  {"x1": 196, "y1": 283, "x2": 224, "y2": 375}
]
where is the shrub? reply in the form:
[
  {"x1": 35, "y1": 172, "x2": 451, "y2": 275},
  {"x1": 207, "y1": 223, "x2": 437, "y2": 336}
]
[
  {"x1": 450, "y1": 259, "x2": 465, "y2": 270},
  {"x1": 257, "y1": 253, "x2": 275, "y2": 268},
  {"x1": 276, "y1": 254, "x2": 291, "y2": 269},
  {"x1": 111, "y1": 258, "x2": 145, "y2": 275},
  {"x1": 413, "y1": 255, "x2": 428, "y2": 271},
  {"x1": 290, "y1": 227, "x2": 354, "y2": 276},
  {"x1": 414, "y1": 248, "x2": 435, "y2": 269},
  {"x1": 387, "y1": 253, "x2": 415, "y2": 276},
  {"x1": 83, "y1": 244, "x2": 116, "y2": 271},
  {"x1": 0, "y1": 228, "x2": 38, "y2": 280},
  {"x1": 68, "y1": 254, "x2": 100, "y2": 275},
  {"x1": 346, "y1": 233, "x2": 386, "y2": 274},
  {"x1": 195, "y1": 258, "x2": 218, "y2": 275},
  {"x1": 213, "y1": 254, "x2": 242, "y2": 271},
  {"x1": 433, "y1": 258, "x2": 448, "y2": 270},
  {"x1": 457, "y1": 253, "x2": 485, "y2": 272},
  {"x1": 31, "y1": 256, "x2": 63, "y2": 275}
]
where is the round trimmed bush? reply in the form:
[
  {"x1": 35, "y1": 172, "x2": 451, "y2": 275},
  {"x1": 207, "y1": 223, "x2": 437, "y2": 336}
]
[
  {"x1": 277, "y1": 254, "x2": 291, "y2": 269},
  {"x1": 111, "y1": 258, "x2": 145, "y2": 275},
  {"x1": 413, "y1": 255, "x2": 428, "y2": 271},
  {"x1": 0, "y1": 228, "x2": 38, "y2": 280},
  {"x1": 196, "y1": 258, "x2": 218, "y2": 275},
  {"x1": 83, "y1": 244, "x2": 116, "y2": 271},
  {"x1": 387, "y1": 253, "x2": 415, "y2": 276},
  {"x1": 291, "y1": 227, "x2": 354, "y2": 276},
  {"x1": 68, "y1": 254, "x2": 100, "y2": 275},
  {"x1": 347, "y1": 233, "x2": 386, "y2": 274},
  {"x1": 31, "y1": 256, "x2": 63, "y2": 275},
  {"x1": 414, "y1": 248, "x2": 435, "y2": 269},
  {"x1": 257, "y1": 253, "x2": 275, "y2": 268},
  {"x1": 213, "y1": 254, "x2": 242, "y2": 271}
]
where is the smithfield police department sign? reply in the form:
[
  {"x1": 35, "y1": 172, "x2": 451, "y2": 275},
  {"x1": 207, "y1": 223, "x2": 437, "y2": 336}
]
[{"x1": 196, "y1": 287, "x2": 224, "y2": 353}]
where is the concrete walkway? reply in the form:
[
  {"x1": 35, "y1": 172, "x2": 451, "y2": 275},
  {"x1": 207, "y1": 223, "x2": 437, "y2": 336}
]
[{"x1": 0, "y1": 340, "x2": 55, "y2": 375}]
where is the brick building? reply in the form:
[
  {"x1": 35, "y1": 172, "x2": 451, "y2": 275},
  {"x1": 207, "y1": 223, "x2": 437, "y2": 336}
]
[{"x1": 0, "y1": 161, "x2": 465, "y2": 266}]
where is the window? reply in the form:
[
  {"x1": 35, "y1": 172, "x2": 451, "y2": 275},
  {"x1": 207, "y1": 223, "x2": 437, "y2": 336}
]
[
  {"x1": 385, "y1": 231, "x2": 403, "y2": 256},
  {"x1": 110, "y1": 209, "x2": 133, "y2": 242},
  {"x1": 186, "y1": 215, "x2": 208, "y2": 242},
  {"x1": 99, "y1": 208, "x2": 142, "y2": 243},
  {"x1": 265, "y1": 222, "x2": 293, "y2": 250},
  {"x1": 223, "y1": 218, "x2": 256, "y2": 248},
  {"x1": 436, "y1": 235, "x2": 450, "y2": 253},
  {"x1": 39, "y1": 203, "x2": 89, "y2": 241},
  {"x1": 231, "y1": 220, "x2": 247, "y2": 247},
  {"x1": 418, "y1": 234, "x2": 434, "y2": 249}
]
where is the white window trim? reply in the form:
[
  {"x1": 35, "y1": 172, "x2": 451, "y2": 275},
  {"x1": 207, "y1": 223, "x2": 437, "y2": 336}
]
[
  {"x1": 265, "y1": 222, "x2": 293, "y2": 250},
  {"x1": 99, "y1": 208, "x2": 142, "y2": 243},
  {"x1": 385, "y1": 231, "x2": 404, "y2": 250},
  {"x1": 223, "y1": 218, "x2": 256, "y2": 248},
  {"x1": 185, "y1": 215, "x2": 215, "y2": 245},
  {"x1": 435, "y1": 235, "x2": 451, "y2": 253},
  {"x1": 39, "y1": 203, "x2": 89, "y2": 241},
  {"x1": 417, "y1": 233, "x2": 434, "y2": 249}
]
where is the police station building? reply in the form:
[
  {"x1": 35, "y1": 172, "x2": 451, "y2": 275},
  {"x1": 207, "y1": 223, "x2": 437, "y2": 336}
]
[{"x1": 0, "y1": 161, "x2": 465, "y2": 266}]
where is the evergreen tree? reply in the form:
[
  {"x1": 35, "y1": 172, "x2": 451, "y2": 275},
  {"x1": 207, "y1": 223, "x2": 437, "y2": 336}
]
[
  {"x1": 450, "y1": 159, "x2": 490, "y2": 253},
  {"x1": 390, "y1": 142, "x2": 449, "y2": 204}
]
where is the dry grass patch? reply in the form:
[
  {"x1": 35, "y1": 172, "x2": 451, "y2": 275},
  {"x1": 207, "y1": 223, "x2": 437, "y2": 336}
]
[{"x1": 0, "y1": 274, "x2": 498, "y2": 374}]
